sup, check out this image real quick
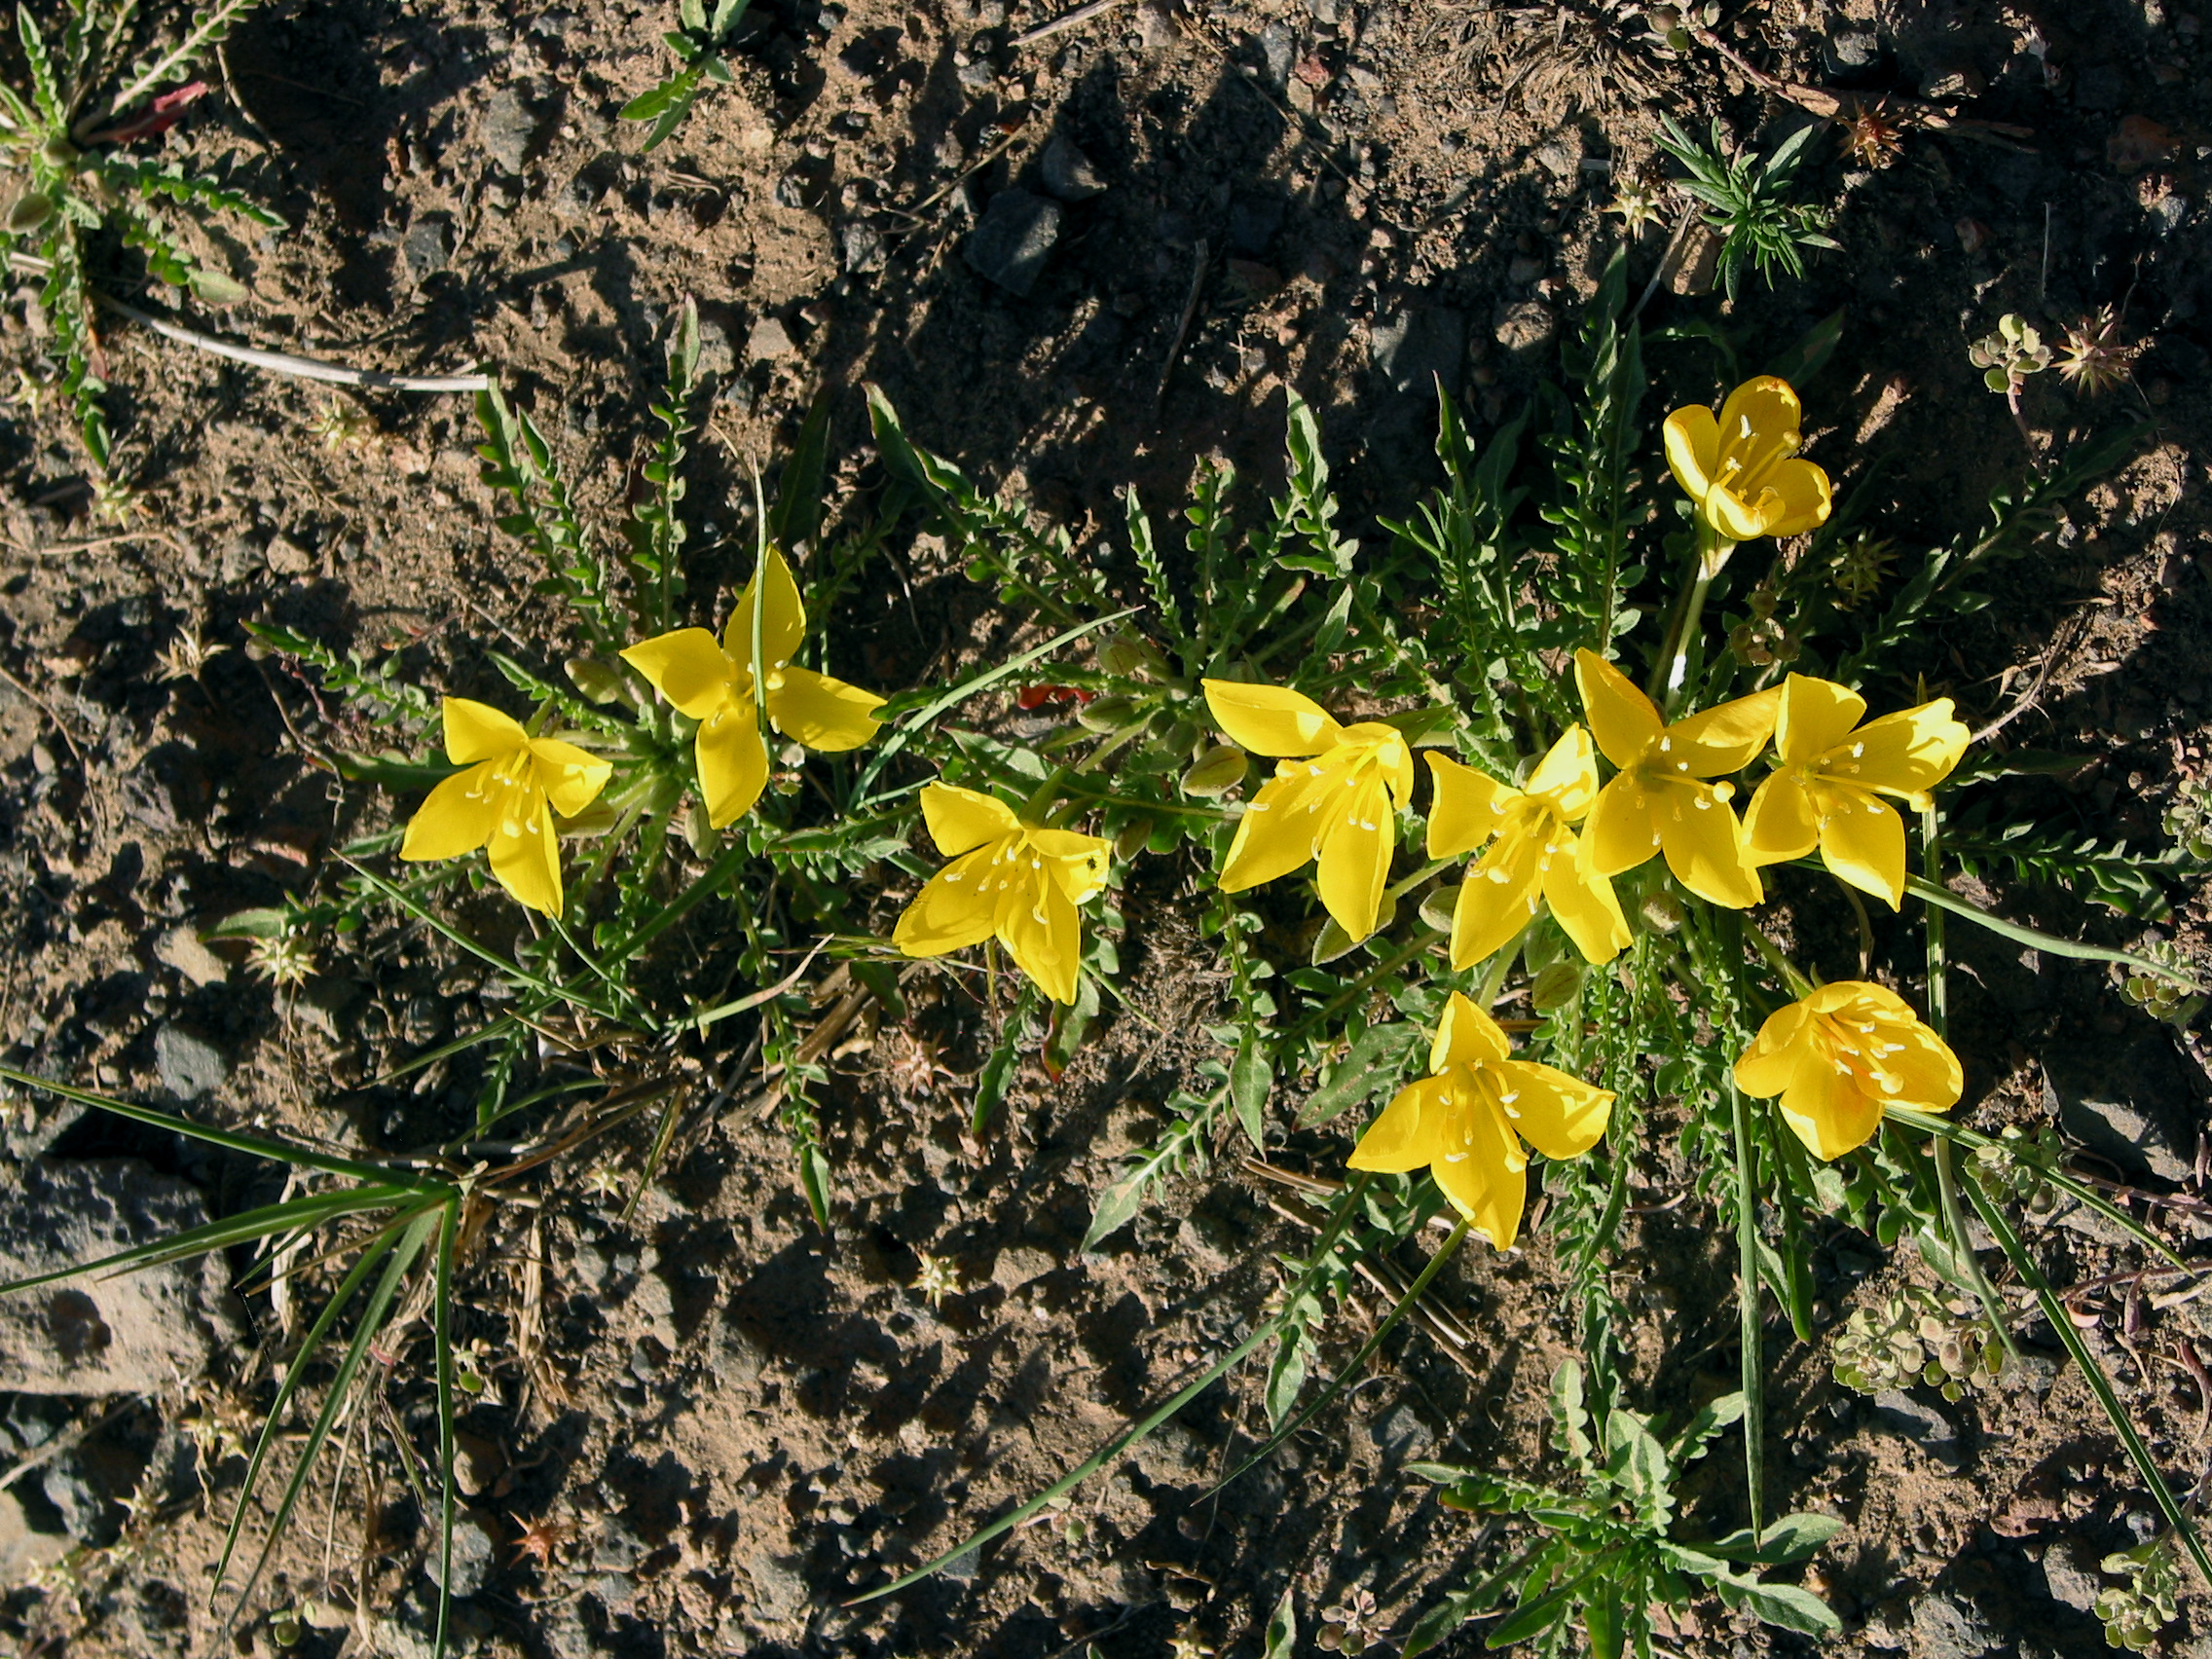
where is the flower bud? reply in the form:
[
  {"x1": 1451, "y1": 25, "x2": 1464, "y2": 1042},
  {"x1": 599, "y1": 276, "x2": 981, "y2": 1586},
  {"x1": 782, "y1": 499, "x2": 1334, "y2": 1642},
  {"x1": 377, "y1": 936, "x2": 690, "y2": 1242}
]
[
  {"x1": 1640, "y1": 891, "x2": 1684, "y2": 934},
  {"x1": 37, "y1": 136, "x2": 77, "y2": 169},
  {"x1": 565, "y1": 655, "x2": 627, "y2": 704},
  {"x1": 1114, "y1": 816, "x2": 1153, "y2": 862},
  {"x1": 1530, "y1": 962, "x2": 1582, "y2": 1013},
  {"x1": 557, "y1": 800, "x2": 618, "y2": 838},
  {"x1": 1180, "y1": 745, "x2": 1248, "y2": 798},
  {"x1": 1076, "y1": 693, "x2": 1140, "y2": 734},
  {"x1": 5, "y1": 192, "x2": 52, "y2": 234},
  {"x1": 1419, "y1": 883, "x2": 1460, "y2": 934},
  {"x1": 1096, "y1": 634, "x2": 1152, "y2": 678}
]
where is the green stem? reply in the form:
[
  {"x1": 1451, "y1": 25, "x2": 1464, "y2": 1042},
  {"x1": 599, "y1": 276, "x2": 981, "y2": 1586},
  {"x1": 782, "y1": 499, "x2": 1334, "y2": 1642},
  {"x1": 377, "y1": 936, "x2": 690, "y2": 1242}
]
[
  {"x1": 1728, "y1": 1076, "x2": 1766, "y2": 1535},
  {"x1": 1742, "y1": 923, "x2": 1813, "y2": 999},
  {"x1": 1651, "y1": 523, "x2": 1737, "y2": 714},
  {"x1": 1903, "y1": 873, "x2": 2206, "y2": 990}
]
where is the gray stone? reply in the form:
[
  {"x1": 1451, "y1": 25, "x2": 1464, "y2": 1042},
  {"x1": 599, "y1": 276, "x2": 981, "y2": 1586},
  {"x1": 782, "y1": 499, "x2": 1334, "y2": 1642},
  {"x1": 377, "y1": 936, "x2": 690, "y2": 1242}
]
[
  {"x1": 1908, "y1": 1590, "x2": 2000, "y2": 1657},
  {"x1": 839, "y1": 219, "x2": 884, "y2": 274},
  {"x1": 153, "y1": 926, "x2": 227, "y2": 987},
  {"x1": 1228, "y1": 192, "x2": 1285, "y2": 257},
  {"x1": 1824, "y1": 28, "x2": 1881, "y2": 74},
  {"x1": 402, "y1": 215, "x2": 452, "y2": 282},
  {"x1": 694, "y1": 317, "x2": 734, "y2": 377},
  {"x1": 1869, "y1": 1389, "x2": 1965, "y2": 1470},
  {"x1": 965, "y1": 189, "x2": 1061, "y2": 297},
  {"x1": 1040, "y1": 134, "x2": 1107, "y2": 203},
  {"x1": 1369, "y1": 307, "x2": 1466, "y2": 396},
  {"x1": 1532, "y1": 133, "x2": 1582, "y2": 179},
  {"x1": 1493, "y1": 298, "x2": 1556, "y2": 356},
  {"x1": 424, "y1": 1509, "x2": 498, "y2": 1599},
  {"x1": 1258, "y1": 21, "x2": 1295, "y2": 89},
  {"x1": 0, "y1": 1159, "x2": 245, "y2": 1394},
  {"x1": 481, "y1": 87, "x2": 544, "y2": 175},
  {"x1": 2044, "y1": 1032, "x2": 2197, "y2": 1183},
  {"x1": 263, "y1": 534, "x2": 313, "y2": 575},
  {"x1": 1368, "y1": 1400, "x2": 1437, "y2": 1458},
  {"x1": 2040, "y1": 1532, "x2": 2107, "y2": 1612},
  {"x1": 153, "y1": 1022, "x2": 229, "y2": 1100},
  {"x1": 744, "y1": 1548, "x2": 810, "y2": 1621},
  {"x1": 748, "y1": 315, "x2": 796, "y2": 360},
  {"x1": 990, "y1": 1244, "x2": 1055, "y2": 1290}
]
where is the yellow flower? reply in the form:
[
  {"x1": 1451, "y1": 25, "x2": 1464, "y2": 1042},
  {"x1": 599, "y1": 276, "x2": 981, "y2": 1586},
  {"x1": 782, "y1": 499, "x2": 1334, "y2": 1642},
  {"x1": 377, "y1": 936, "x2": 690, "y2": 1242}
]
[
  {"x1": 1347, "y1": 991, "x2": 1614, "y2": 1248},
  {"x1": 620, "y1": 545, "x2": 885, "y2": 829},
  {"x1": 1743, "y1": 675, "x2": 1972, "y2": 907},
  {"x1": 892, "y1": 783, "x2": 1111, "y2": 1005},
  {"x1": 1425, "y1": 727, "x2": 1630, "y2": 969},
  {"x1": 1203, "y1": 679, "x2": 1416, "y2": 942},
  {"x1": 1734, "y1": 980, "x2": 1962, "y2": 1160},
  {"x1": 399, "y1": 697, "x2": 612, "y2": 917},
  {"x1": 1574, "y1": 649, "x2": 1780, "y2": 909},
  {"x1": 1664, "y1": 375, "x2": 1832, "y2": 547}
]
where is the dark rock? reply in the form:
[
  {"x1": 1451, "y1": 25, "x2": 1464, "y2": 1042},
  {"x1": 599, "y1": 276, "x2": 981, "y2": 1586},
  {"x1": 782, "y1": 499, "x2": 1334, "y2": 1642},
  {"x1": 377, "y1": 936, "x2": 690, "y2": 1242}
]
[
  {"x1": 2044, "y1": 1031, "x2": 2197, "y2": 1182},
  {"x1": 693, "y1": 317, "x2": 734, "y2": 377},
  {"x1": 1370, "y1": 307, "x2": 1466, "y2": 397},
  {"x1": 1368, "y1": 1400, "x2": 1437, "y2": 1458},
  {"x1": 403, "y1": 215, "x2": 453, "y2": 281},
  {"x1": 480, "y1": 87, "x2": 544, "y2": 175},
  {"x1": 839, "y1": 219, "x2": 885, "y2": 273},
  {"x1": 1040, "y1": 134, "x2": 1107, "y2": 202},
  {"x1": 154, "y1": 1021, "x2": 229, "y2": 1100},
  {"x1": 43, "y1": 1441, "x2": 139, "y2": 1546},
  {"x1": 1227, "y1": 191, "x2": 1286, "y2": 257},
  {"x1": 0, "y1": 1159, "x2": 246, "y2": 1393},
  {"x1": 1259, "y1": 21, "x2": 1295, "y2": 88},
  {"x1": 965, "y1": 189, "x2": 1061, "y2": 296},
  {"x1": 2073, "y1": 64, "x2": 2124, "y2": 109},
  {"x1": 1909, "y1": 1589, "x2": 2001, "y2": 1657},
  {"x1": 1869, "y1": 1389, "x2": 1966, "y2": 1470},
  {"x1": 2041, "y1": 1532, "x2": 2107, "y2": 1612},
  {"x1": 425, "y1": 1509, "x2": 498, "y2": 1599},
  {"x1": 1824, "y1": 28, "x2": 1882, "y2": 74}
]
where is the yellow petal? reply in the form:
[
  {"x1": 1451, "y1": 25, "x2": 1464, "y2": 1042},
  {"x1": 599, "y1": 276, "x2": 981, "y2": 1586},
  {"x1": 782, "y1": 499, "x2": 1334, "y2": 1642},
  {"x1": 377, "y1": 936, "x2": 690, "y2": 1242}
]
[
  {"x1": 1573, "y1": 649, "x2": 1662, "y2": 768},
  {"x1": 1201, "y1": 679, "x2": 1345, "y2": 756},
  {"x1": 1431, "y1": 1090, "x2": 1529, "y2": 1250},
  {"x1": 768, "y1": 666, "x2": 885, "y2": 753},
  {"x1": 487, "y1": 792, "x2": 564, "y2": 916},
  {"x1": 1883, "y1": 1020, "x2": 1964, "y2": 1113},
  {"x1": 1540, "y1": 846, "x2": 1631, "y2": 966},
  {"x1": 997, "y1": 862, "x2": 1083, "y2": 1004},
  {"x1": 919, "y1": 782, "x2": 1019, "y2": 857},
  {"x1": 1776, "y1": 1063, "x2": 1886, "y2": 1161},
  {"x1": 1347, "y1": 1074, "x2": 1454, "y2": 1173},
  {"x1": 527, "y1": 736, "x2": 613, "y2": 818},
  {"x1": 1655, "y1": 780, "x2": 1763, "y2": 908},
  {"x1": 1432, "y1": 990, "x2": 1511, "y2": 1071},
  {"x1": 1842, "y1": 700, "x2": 1972, "y2": 798},
  {"x1": 893, "y1": 844, "x2": 1002, "y2": 956},
  {"x1": 1369, "y1": 727, "x2": 1418, "y2": 809},
  {"x1": 1774, "y1": 675, "x2": 1865, "y2": 766},
  {"x1": 1702, "y1": 484, "x2": 1769, "y2": 544},
  {"x1": 724, "y1": 545, "x2": 808, "y2": 674},
  {"x1": 1743, "y1": 772, "x2": 1819, "y2": 866},
  {"x1": 400, "y1": 763, "x2": 499, "y2": 861},
  {"x1": 1671, "y1": 685, "x2": 1782, "y2": 775},
  {"x1": 1449, "y1": 854, "x2": 1541, "y2": 971},
  {"x1": 696, "y1": 703, "x2": 769, "y2": 828},
  {"x1": 1716, "y1": 375, "x2": 1803, "y2": 452},
  {"x1": 619, "y1": 629, "x2": 736, "y2": 721},
  {"x1": 1029, "y1": 827, "x2": 1112, "y2": 904},
  {"x1": 1314, "y1": 776, "x2": 1393, "y2": 940},
  {"x1": 1495, "y1": 1059, "x2": 1614, "y2": 1161},
  {"x1": 1219, "y1": 759, "x2": 1334, "y2": 892},
  {"x1": 1584, "y1": 774, "x2": 1661, "y2": 878},
  {"x1": 1733, "y1": 1004, "x2": 1814, "y2": 1097},
  {"x1": 441, "y1": 697, "x2": 529, "y2": 764},
  {"x1": 1663, "y1": 403, "x2": 1721, "y2": 501},
  {"x1": 1759, "y1": 456, "x2": 1831, "y2": 537},
  {"x1": 1524, "y1": 725, "x2": 1601, "y2": 820},
  {"x1": 1817, "y1": 791, "x2": 1907, "y2": 907},
  {"x1": 1425, "y1": 752, "x2": 1515, "y2": 860}
]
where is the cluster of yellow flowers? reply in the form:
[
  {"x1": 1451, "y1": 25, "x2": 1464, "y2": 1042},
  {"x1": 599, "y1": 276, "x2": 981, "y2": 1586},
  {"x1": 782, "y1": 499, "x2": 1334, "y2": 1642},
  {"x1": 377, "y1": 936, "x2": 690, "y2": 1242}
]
[{"x1": 394, "y1": 375, "x2": 1972, "y2": 1257}]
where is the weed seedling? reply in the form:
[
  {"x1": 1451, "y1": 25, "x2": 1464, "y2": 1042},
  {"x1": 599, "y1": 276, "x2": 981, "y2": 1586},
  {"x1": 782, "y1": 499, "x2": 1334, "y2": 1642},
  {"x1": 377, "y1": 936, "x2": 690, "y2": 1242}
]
[
  {"x1": 623, "y1": 0, "x2": 755, "y2": 152},
  {"x1": 1652, "y1": 114, "x2": 1842, "y2": 298}
]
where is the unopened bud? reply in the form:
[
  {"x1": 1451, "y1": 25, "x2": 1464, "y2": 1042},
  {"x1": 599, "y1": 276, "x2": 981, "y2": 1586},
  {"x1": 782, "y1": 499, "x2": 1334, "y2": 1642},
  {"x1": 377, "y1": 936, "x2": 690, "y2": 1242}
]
[
  {"x1": 557, "y1": 800, "x2": 618, "y2": 838},
  {"x1": 37, "y1": 136, "x2": 77, "y2": 169},
  {"x1": 1114, "y1": 816, "x2": 1154, "y2": 861},
  {"x1": 566, "y1": 655, "x2": 626, "y2": 704},
  {"x1": 1076, "y1": 693, "x2": 1140, "y2": 734},
  {"x1": 1180, "y1": 745, "x2": 1248, "y2": 798},
  {"x1": 1096, "y1": 634, "x2": 1151, "y2": 678},
  {"x1": 683, "y1": 801, "x2": 718, "y2": 856},
  {"x1": 1640, "y1": 891, "x2": 1684, "y2": 934},
  {"x1": 1419, "y1": 883, "x2": 1460, "y2": 934},
  {"x1": 5, "y1": 192, "x2": 52, "y2": 234},
  {"x1": 1530, "y1": 962, "x2": 1582, "y2": 1013}
]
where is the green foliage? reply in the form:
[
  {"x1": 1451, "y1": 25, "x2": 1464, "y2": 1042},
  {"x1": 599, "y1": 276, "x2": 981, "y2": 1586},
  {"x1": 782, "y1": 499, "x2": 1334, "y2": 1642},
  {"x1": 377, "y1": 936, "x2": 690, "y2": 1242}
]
[
  {"x1": 1652, "y1": 115, "x2": 1842, "y2": 299},
  {"x1": 1829, "y1": 1285, "x2": 2003, "y2": 1400},
  {"x1": 1404, "y1": 1360, "x2": 1839, "y2": 1656},
  {"x1": 621, "y1": 0, "x2": 753, "y2": 152},
  {"x1": 2097, "y1": 1533, "x2": 2182, "y2": 1651},
  {"x1": 0, "y1": 0, "x2": 282, "y2": 474}
]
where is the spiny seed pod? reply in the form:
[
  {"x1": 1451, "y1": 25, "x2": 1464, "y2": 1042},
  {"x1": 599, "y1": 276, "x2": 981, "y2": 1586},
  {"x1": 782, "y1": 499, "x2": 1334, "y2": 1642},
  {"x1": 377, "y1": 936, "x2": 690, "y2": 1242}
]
[
  {"x1": 565, "y1": 655, "x2": 627, "y2": 704},
  {"x1": 1181, "y1": 745, "x2": 1248, "y2": 798},
  {"x1": 1076, "y1": 693, "x2": 1140, "y2": 734},
  {"x1": 4, "y1": 192, "x2": 53, "y2": 234}
]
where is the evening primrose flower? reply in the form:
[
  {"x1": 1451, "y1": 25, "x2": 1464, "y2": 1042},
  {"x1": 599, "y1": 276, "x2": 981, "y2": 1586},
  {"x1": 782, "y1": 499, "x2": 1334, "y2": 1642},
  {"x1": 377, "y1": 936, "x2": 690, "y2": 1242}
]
[
  {"x1": 400, "y1": 697, "x2": 612, "y2": 917},
  {"x1": 1426, "y1": 727, "x2": 1630, "y2": 969},
  {"x1": 1734, "y1": 980, "x2": 1962, "y2": 1160},
  {"x1": 620, "y1": 545, "x2": 885, "y2": 829},
  {"x1": 1574, "y1": 648, "x2": 1780, "y2": 909},
  {"x1": 1347, "y1": 991, "x2": 1614, "y2": 1249},
  {"x1": 1203, "y1": 679, "x2": 1415, "y2": 942},
  {"x1": 892, "y1": 783, "x2": 1111, "y2": 1005},
  {"x1": 1744, "y1": 674, "x2": 1972, "y2": 906},
  {"x1": 1664, "y1": 375, "x2": 1832, "y2": 554}
]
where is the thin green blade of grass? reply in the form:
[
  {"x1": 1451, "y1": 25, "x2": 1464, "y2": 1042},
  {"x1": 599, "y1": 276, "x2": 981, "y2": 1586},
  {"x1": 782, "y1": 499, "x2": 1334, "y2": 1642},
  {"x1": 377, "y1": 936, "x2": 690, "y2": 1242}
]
[
  {"x1": 0, "y1": 1064, "x2": 445, "y2": 1190},
  {"x1": 371, "y1": 1014, "x2": 524, "y2": 1088},
  {"x1": 1903, "y1": 875, "x2": 2206, "y2": 991}
]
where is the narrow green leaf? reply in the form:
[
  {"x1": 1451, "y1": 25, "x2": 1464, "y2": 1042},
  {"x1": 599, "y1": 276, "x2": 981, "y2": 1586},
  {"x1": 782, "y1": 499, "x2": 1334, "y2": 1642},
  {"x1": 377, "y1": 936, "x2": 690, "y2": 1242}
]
[
  {"x1": 1263, "y1": 1586, "x2": 1296, "y2": 1659},
  {"x1": 1230, "y1": 1026, "x2": 1272, "y2": 1148}
]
